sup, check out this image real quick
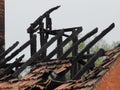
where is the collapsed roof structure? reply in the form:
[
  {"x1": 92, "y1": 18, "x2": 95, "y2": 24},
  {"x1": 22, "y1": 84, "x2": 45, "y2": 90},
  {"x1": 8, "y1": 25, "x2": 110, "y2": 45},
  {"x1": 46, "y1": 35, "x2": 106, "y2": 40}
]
[{"x1": 0, "y1": 6, "x2": 119, "y2": 90}]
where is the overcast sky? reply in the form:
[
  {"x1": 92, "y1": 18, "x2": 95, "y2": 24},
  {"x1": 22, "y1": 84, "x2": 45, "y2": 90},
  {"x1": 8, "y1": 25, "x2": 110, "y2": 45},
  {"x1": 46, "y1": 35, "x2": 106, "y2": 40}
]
[{"x1": 5, "y1": 0, "x2": 120, "y2": 58}]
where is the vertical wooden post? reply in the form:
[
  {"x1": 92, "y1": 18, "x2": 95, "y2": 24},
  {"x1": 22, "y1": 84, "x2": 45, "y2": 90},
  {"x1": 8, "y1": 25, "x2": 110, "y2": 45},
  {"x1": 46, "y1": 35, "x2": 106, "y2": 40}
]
[
  {"x1": 39, "y1": 22, "x2": 46, "y2": 58},
  {"x1": 29, "y1": 30, "x2": 34, "y2": 56},
  {"x1": 57, "y1": 34, "x2": 64, "y2": 81},
  {"x1": 57, "y1": 36, "x2": 63, "y2": 58},
  {"x1": 28, "y1": 24, "x2": 37, "y2": 56},
  {"x1": 71, "y1": 29, "x2": 78, "y2": 78},
  {"x1": 72, "y1": 30, "x2": 78, "y2": 57},
  {"x1": 39, "y1": 15, "x2": 52, "y2": 59},
  {"x1": 39, "y1": 22, "x2": 44, "y2": 47},
  {"x1": 46, "y1": 15, "x2": 52, "y2": 31},
  {"x1": 44, "y1": 15, "x2": 52, "y2": 58},
  {"x1": 31, "y1": 34, "x2": 37, "y2": 56}
]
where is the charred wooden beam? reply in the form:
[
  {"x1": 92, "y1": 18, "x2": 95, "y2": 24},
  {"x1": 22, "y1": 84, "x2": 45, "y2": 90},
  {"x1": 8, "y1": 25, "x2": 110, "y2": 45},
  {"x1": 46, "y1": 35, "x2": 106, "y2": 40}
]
[
  {"x1": 40, "y1": 27, "x2": 82, "y2": 33},
  {"x1": 0, "y1": 36, "x2": 36, "y2": 67},
  {"x1": 39, "y1": 22, "x2": 46, "y2": 58},
  {"x1": 71, "y1": 30, "x2": 79, "y2": 78},
  {"x1": 45, "y1": 80, "x2": 63, "y2": 90},
  {"x1": 72, "y1": 49, "x2": 105, "y2": 80},
  {"x1": 12, "y1": 31, "x2": 64, "y2": 78},
  {"x1": 59, "y1": 28, "x2": 98, "y2": 59},
  {"x1": 72, "y1": 30, "x2": 78, "y2": 56},
  {"x1": 27, "y1": 6, "x2": 60, "y2": 33},
  {"x1": 30, "y1": 34, "x2": 37, "y2": 56},
  {"x1": 46, "y1": 15, "x2": 52, "y2": 38},
  {"x1": 39, "y1": 31, "x2": 69, "y2": 37},
  {"x1": 29, "y1": 31, "x2": 34, "y2": 56},
  {"x1": 42, "y1": 27, "x2": 82, "y2": 61},
  {"x1": 67, "y1": 54, "x2": 98, "y2": 60},
  {"x1": 2, "y1": 54, "x2": 96, "y2": 68},
  {"x1": 0, "y1": 55, "x2": 24, "y2": 77},
  {"x1": 33, "y1": 54, "x2": 95, "y2": 66},
  {"x1": 0, "y1": 41, "x2": 19, "y2": 60},
  {"x1": 38, "y1": 27, "x2": 81, "y2": 37},
  {"x1": 46, "y1": 15, "x2": 52, "y2": 31},
  {"x1": 1, "y1": 63, "x2": 23, "y2": 68},
  {"x1": 40, "y1": 15, "x2": 52, "y2": 58},
  {"x1": 72, "y1": 23, "x2": 115, "y2": 64},
  {"x1": 57, "y1": 36, "x2": 63, "y2": 58}
]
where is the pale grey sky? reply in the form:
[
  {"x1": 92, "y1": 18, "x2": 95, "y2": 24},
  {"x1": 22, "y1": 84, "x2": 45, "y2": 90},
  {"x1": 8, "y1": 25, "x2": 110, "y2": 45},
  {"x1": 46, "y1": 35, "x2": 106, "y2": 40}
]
[{"x1": 5, "y1": 0, "x2": 120, "y2": 58}]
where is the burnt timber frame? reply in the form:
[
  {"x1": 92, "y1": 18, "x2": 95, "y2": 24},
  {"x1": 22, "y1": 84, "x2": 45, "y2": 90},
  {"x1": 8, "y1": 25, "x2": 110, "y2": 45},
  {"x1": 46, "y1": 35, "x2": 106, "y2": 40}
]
[{"x1": 0, "y1": 6, "x2": 115, "y2": 84}]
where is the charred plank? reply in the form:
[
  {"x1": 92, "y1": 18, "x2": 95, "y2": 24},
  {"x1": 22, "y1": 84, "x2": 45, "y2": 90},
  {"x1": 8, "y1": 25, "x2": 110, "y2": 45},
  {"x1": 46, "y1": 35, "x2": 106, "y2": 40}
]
[
  {"x1": 72, "y1": 23, "x2": 115, "y2": 63},
  {"x1": 27, "y1": 6, "x2": 60, "y2": 33},
  {"x1": 43, "y1": 27, "x2": 82, "y2": 60},
  {"x1": 12, "y1": 31, "x2": 64, "y2": 78},
  {"x1": 71, "y1": 30, "x2": 79, "y2": 78},
  {"x1": 57, "y1": 36, "x2": 63, "y2": 58},
  {"x1": 72, "y1": 49, "x2": 105, "y2": 80},
  {"x1": 39, "y1": 27, "x2": 82, "y2": 33},
  {"x1": 59, "y1": 28, "x2": 98, "y2": 59},
  {"x1": 0, "y1": 36, "x2": 36, "y2": 67},
  {"x1": 0, "y1": 55, "x2": 24, "y2": 77},
  {"x1": 39, "y1": 22, "x2": 46, "y2": 58},
  {"x1": 0, "y1": 41, "x2": 19, "y2": 60},
  {"x1": 30, "y1": 34, "x2": 37, "y2": 56}
]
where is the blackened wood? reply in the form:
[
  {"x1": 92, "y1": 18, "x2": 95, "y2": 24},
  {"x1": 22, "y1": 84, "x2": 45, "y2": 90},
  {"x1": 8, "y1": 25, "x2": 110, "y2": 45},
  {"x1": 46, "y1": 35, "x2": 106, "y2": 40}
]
[
  {"x1": 87, "y1": 49, "x2": 90, "y2": 60},
  {"x1": 57, "y1": 36, "x2": 63, "y2": 58},
  {"x1": 52, "y1": 27, "x2": 82, "y2": 32},
  {"x1": 1, "y1": 63, "x2": 23, "y2": 68},
  {"x1": 0, "y1": 55, "x2": 25, "y2": 77},
  {"x1": 70, "y1": 54, "x2": 95, "y2": 60},
  {"x1": 71, "y1": 30, "x2": 78, "y2": 78},
  {"x1": 27, "y1": 6, "x2": 60, "y2": 33},
  {"x1": 45, "y1": 80, "x2": 63, "y2": 90},
  {"x1": 3, "y1": 54, "x2": 95, "y2": 67},
  {"x1": 12, "y1": 31, "x2": 64, "y2": 78},
  {"x1": 59, "y1": 28, "x2": 98, "y2": 59},
  {"x1": 0, "y1": 41, "x2": 19, "y2": 60},
  {"x1": 0, "y1": 36, "x2": 35, "y2": 67},
  {"x1": 39, "y1": 22, "x2": 47, "y2": 58},
  {"x1": 43, "y1": 27, "x2": 82, "y2": 60},
  {"x1": 29, "y1": 32, "x2": 34, "y2": 56},
  {"x1": 61, "y1": 33, "x2": 69, "y2": 37},
  {"x1": 33, "y1": 54, "x2": 95, "y2": 66},
  {"x1": 46, "y1": 15, "x2": 52, "y2": 31},
  {"x1": 30, "y1": 34, "x2": 37, "y2": 56},
  {"x1": 39, "y1": 22, "x2": 44, "y2": 46},
  {"x1": 73, "y1": 23, "x2": 115, "y2": 63},
  {"x1": 72, "y1": 30, "x2": 78, "y2": 56},
  {"x1": 72, "y1": 49, "x2": 105, "y2": 80},
  {"x1": 57, "y1": 35, "x2": 63, "y2": 81},
  {"x1": 46, "y1": 15, "x2": 51, "y2": 43},
  {"x1": 82, "y1": 54, "x2": 95, "y2": 59},
  {"x1": 87, "y1": 50, "x2": 94, "y2": 71},
  {"x1": 39, "y1": 26, "x2": 81, "y2": 35},
  {"x1": 39, "y1": 31, "x2": 69, "y2": 37}
]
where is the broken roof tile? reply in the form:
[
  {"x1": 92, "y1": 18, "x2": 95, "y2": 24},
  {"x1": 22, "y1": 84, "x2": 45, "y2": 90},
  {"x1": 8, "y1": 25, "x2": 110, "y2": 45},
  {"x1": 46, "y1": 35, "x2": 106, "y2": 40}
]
[{"x1": 0, "y1": 43, "x2": 120, "y2": 90}]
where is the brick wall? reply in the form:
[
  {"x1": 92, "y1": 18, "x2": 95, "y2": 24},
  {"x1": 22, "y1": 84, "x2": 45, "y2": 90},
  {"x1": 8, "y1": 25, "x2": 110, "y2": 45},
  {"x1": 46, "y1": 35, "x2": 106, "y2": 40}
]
[
  {"x1": 0, "y1": 0, "x2": 4, "y2": 54},
  {"x1": 0, "y1": 0, "x2": 4, "y2": 32},
  {"x1": 93, "y1": 56, "x2": 120, "y2": 90}
]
